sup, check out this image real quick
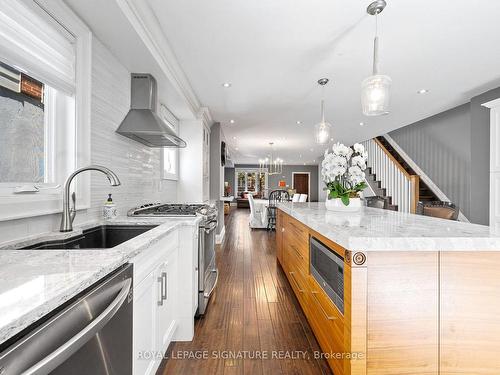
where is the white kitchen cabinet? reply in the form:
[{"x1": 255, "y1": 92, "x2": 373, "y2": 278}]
[
  {"x1": 132, "y1": 233, "x2": 178, "y2": 375},
  {"x1": 131, "y1": 225, "x2": 198, "y2": 374},
  {"x1": 177, "y1": 118, "x2": 211, "y2": 203},
  {"x1": 133, "y1": 270, "x2": 158, "y2": 375},
  {"x1": 156, "y1": 250, "x2": 178, "y2": 351}
]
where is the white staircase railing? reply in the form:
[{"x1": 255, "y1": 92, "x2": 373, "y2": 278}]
[{"x1": 362, "y1": 138, "x2": 419, "y2": 213}]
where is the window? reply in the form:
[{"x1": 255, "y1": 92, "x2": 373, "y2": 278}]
[
  {"x1": 0, "y1": 63, "x2": 74, "y2": 188},
  {"x1": 162, "y1": 149, "x2": 178, "y2": 180},
  {"x1": 161, "y1": 104, "x2": 179, "y2": 180},
  {"x1": 235, "y1": 168, "x2": 268, "y2": 194},
  {"x1": 0, "y1": 0, "x2": 91, "y2": 220},
  {"x1": 0, "y1": 67, "x2": 46, "y2": 183}
]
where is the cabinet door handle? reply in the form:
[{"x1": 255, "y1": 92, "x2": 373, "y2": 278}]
[
  {"x1": 311, "y1": 291, "x2": 336, "y2": 320},
  {"x1": 289, "y1": 272, "x2": 303, "y2": 293},
  {"x1": 290, "y1": 244, "x2": 304, "y2": 260},
  {"x1": 162, "y1": 272, "x2": 168, "y2": 301},
  {"x1": 157, "y1": 276, "x2": 164, "y2": 306}
]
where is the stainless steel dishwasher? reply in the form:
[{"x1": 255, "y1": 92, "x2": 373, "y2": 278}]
[{"x1": 0, "y1": 264, "x2": 133, "y2": 375}]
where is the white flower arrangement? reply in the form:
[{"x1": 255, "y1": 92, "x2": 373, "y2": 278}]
[{"x1": 321, "y1": 142, "x2": 368, "y2": 205}]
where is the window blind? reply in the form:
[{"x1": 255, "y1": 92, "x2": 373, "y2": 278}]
[{"x1": 0, "y1": 0, "x2": 76, "y2": 94}]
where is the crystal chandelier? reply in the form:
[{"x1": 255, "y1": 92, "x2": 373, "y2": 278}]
[
  {"x1": 361, "y1": 0, "x2": 392, "y2": 116},
  {"x1": 314, "y1": 78, "x2": 332, "y2": 144},
  {"x1": 259, "y1": 142, "x2": 283, "y2": 175}
]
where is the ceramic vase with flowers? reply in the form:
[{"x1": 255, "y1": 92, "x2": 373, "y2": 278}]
[{"x1": 321, "y1": 142, "x2": 368, "y2": 212}]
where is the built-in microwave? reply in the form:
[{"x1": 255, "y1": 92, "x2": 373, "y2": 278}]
[{"x1": 309, "y1": 237, "x2": 344, "y2": 314}]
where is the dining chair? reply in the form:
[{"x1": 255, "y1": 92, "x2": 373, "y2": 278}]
[
  {"x1": 416, "y1": 201, "x2": 459, "y2": 221},
  {"x1": 248, "y1": 194, "x2": 267, "y2": 229},
  {"x1": 298, "y1": 194, "x2": 308, "y2": 202},
  {"x1": 365, "y1": 196, "x2": 386, "y2": 209},
  {"x1": 292, "y1": 193, "x2": 301, "y2": 202},
  {"x1": 267, "y1": 190, "x2": 290, "y2": 230}
]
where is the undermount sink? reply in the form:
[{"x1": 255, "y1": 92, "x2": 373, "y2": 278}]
[{"x1": 22, "y1": 225, "x2": 158, "y2": 250}]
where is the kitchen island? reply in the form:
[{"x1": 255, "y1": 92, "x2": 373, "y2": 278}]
[{"x1": 276, "y1": 202, "x2": 500, "y2": 375}]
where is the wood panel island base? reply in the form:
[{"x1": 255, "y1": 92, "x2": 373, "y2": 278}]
[{"x1": 276, "y1": 203, "x2": 500, "y2": 375}]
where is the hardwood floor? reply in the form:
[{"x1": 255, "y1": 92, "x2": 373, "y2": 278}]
[{"x1": 158, "y1": 207, "x2": 331, "y2": 375}]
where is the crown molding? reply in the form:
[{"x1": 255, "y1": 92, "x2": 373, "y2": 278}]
[
  {"x1": 198, "y1": 107, "x2": 214, "y2": 127},
  {"x1": 115, "y1": 0, "x2": 201, "y2": 117}
]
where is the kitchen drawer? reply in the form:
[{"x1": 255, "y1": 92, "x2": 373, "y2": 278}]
[
  {"x1": 286, "y1": 265, "x2": 310, "y2": 314},
  {"x1": 306, "y1": 275, "x2": 345, "y2": 375},
  {"x1": 285, "y1": 215, "x2": 309, "y2": 244},
  {"x1": 283, "y1": 235, "x2": 308, "y2": 275},
  {"x1": 132, "y1": 230, "x2": 178, "y2": 285},
  {"x1": 284, "y1": 228, "x2": 309, "y2": 266},
  {"x1": 308, "y1": 275, "x2": 344, "y2": 331}
]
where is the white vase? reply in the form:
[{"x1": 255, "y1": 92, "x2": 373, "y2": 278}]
[{"x1": 325, "y1": 197, "x2": 362, "y2": 212}]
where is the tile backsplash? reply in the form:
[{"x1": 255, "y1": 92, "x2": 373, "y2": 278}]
[{"x1": 0, "y1": 38, "x2": 177, "y2": 243}]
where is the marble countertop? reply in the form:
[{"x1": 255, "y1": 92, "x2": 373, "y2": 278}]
[
  {"x1": 278, "y1": 202, "x2": 500, "y2": 251},
  {"x1": 0, "y1": 216, "x2": 201, "y2": 345}
]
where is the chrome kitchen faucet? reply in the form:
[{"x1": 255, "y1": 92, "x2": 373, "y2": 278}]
[{"x1": 60, "y1": 165, "x2": 121, "y2": 232}]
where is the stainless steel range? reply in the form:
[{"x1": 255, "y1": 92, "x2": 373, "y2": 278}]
[{"x1": 127, "y1": 203, "x2": 218, "y2": 315}]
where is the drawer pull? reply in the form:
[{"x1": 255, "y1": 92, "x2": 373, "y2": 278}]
[
  {"x1": 289, "y1": 272, "x2": 304, "y2": 293},
  {"x1": 290, "y1": 244, "x2": 304, "y2": 260},
  {"x1": 311, "y1": 291, "x2": 337, "y2": 320}
]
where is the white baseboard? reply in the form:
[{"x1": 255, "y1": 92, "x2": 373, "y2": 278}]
[{"x1": 216, "y1": 226, "x2": 225, "y2": 244}]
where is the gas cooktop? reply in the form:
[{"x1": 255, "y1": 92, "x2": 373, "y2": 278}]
[{"x1": 127, "y1": 203, "x2": 215, "y2": 218}]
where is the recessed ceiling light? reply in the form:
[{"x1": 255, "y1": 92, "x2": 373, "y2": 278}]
[
  {"x1": 235, "y1": 147, "x2": 239, "y2": 150},
  {"x1": 232, "y1": 136, "x2": 236, "y2": 140},
  {"x1": 299, "y1": 154, "x2": 302, "y2": 158},
  {"x1": 417, "y1": 89, "x2": 429, "y2": 94},
  {"x1": 359, "y1": 122, "x2": 365, "y2": 126},
  {"x1": 313, "y1": 159, "x2": 316, "y2": 162},
  {"x1": 330, "y1": 138, "x2": 334, "y2": 141},
  {"x1": 296, "y1": 121, "x2": 302, "y2": 125},
  {"x1": 222, "y1": 82, "x2": 232, "y2": 88},
  {"x1": 230, "y1": 119, "x2": 235, "y2": 124}
]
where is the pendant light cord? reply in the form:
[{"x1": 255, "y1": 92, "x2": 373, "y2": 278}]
[
  {"x1": 321, "y1": 84, "x2": 326, "y2": 123},
  {"x1": 373, "y1": 11, "x2": 379, "y2": 75}
]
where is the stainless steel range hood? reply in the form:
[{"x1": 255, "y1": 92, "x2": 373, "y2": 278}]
[{"x1": 116, "y1": 73, "x2": 187, "y2": 148}]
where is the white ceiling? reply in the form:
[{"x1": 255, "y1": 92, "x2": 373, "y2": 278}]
[
  {"x1": 102, "y1": 1, "x2": 500, "y2": 165},
  {"x1": 64, "y1": 0, "x2": 198, "y2": 120}
]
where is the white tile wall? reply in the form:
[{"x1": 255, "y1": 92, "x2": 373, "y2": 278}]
[{"x1": 0, "y1": 38, "x2": 177, "y2": 243}]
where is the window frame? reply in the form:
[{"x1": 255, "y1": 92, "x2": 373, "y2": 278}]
[
  {"x1": 235, "y1": 168, "x2": 268, "y2": 194},
  {"x1": 0, "y1": 0, "x2": 92, "y2": 221}
]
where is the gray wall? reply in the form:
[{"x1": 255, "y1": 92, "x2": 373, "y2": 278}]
[
  {"x1": 388, "y1": 86, "x2": 500, "y2": 225},
  {"x1": 233, "y1": 164, "x2": 319, "y2": 202},
  {"x1": 209, "y1": 122, "x2": 225, "y2": 235},
  {"x1": 389, "y1": 104, "x2": 472, "y2": 219}
]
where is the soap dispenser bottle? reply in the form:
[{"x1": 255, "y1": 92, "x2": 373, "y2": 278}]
[{"x1": 103, "y1": 194, "x2": 117, "y2": 220}]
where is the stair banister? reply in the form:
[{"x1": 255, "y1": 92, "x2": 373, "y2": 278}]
[{"x1": 362, "y1": 138, "x2": 420, "y2": 213}]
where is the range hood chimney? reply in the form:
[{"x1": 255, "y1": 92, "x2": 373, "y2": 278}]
[{"x1": 116, "y1": 73, "x2": 187, "y2": 148}]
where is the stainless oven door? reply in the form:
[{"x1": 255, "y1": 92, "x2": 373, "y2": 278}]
[{"x1": 197, "y1": 220, "x2": 218, "y2": 315}]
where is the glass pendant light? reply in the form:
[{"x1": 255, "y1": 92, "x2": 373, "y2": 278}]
[
  {"x1": 314, "y1": 78, "x2": 332, "y2": 144},
  {"x1": 361, "y1": 0, "x2": 392, "y2": 116}
]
